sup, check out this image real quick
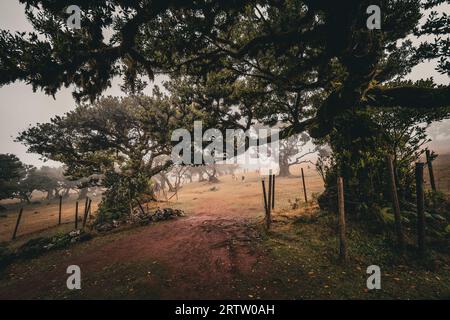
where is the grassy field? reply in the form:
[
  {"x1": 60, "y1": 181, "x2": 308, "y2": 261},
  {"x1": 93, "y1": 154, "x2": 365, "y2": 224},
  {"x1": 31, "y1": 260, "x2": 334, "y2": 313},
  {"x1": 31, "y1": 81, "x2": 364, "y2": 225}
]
[
  {"x1": 429, "y1": 154, "x2": 450, "y2": 196},
  {"x1": 0, "y1": 195, "x2": 101, "y2": 244},
  {"x1": 0, "y1": 166, "x2": 321, "y2": 244},
  {"x1": 2, "y1": 152, "x2": 448, "y2": 244}
]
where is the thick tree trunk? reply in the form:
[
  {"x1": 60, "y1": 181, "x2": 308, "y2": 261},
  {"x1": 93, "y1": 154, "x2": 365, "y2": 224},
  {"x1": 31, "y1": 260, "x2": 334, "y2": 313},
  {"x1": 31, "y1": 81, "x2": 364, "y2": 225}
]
[
  {"x1": 208, "y1": 175, "x2": 220, "y2": 183},
  {"x1": 78, "y1": 187, "x2": 88, "y2": 200},
  {"x1": 206, "y1": 166, "x2": 220, "y2": 183},
  {"x1": 23, "y1": 195, "x2": 31, "y2": 204},
  {"x1": 278, "y1": 163, "x2": 291, "y2": 177},
  {"x1": 46, "y1": 188, "x2": 56, "y2": 200},
  {"x1": 62, "y1": 188, "x2": 71, "y2": 198},
  {"x1": 337, "y1": 177, "x2": 348, "y2": 262},
  {"x1": 387, "y1": 156, "x2": 405, "y2": 253}
]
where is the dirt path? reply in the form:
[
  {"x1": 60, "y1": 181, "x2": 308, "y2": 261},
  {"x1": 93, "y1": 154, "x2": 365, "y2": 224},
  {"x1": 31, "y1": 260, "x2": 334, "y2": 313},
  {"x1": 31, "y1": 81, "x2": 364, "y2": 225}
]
[
  {"x1": 0, "y1": 172, "x2": 324, "y2": 299},
  {"x1": 0, "y1": 191, "x2": 267, "y2": 299}
]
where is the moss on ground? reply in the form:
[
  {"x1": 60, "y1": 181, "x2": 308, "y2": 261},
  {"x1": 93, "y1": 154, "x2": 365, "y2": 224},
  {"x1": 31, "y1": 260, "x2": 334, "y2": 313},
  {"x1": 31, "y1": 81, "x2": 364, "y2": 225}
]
[{"x1": 251, "y1": 210, "x2": 450, "y2": 299}]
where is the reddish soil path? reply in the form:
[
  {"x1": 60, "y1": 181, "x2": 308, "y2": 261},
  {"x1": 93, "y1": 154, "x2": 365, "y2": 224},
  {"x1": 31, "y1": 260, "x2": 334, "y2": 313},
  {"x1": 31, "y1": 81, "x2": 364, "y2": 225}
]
[
  {"x1": 0, "y1": 173, "x2": 324, "y2": 299},
  {"x1": 0, "y1": 195, "x2": 267, "y2": 299}
]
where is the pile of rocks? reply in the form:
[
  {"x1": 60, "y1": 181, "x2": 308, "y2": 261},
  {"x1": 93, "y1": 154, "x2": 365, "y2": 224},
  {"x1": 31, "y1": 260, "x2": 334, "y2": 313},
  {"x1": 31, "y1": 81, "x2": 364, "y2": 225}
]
[
  {"x1": 95, "y1": 207, "x2": 185, "y2": 232},
  {"x1": 129, "y1": 207, "x2": 185, "y2": 225},
  {"x1": 95, "y1": 221, "x2": 117, "y2": 232},
  {"x1": 0, "y1": 230, "x2": 92, "y2": 269},
  {"x1": 17, "y1": 230, "x2": 92, "y2": 259}
]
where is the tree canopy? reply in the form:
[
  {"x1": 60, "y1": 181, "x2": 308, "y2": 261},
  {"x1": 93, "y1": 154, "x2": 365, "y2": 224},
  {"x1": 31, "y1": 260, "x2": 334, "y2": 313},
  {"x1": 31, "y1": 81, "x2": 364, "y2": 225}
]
[
  {"x1": 16, "y1": 91, "x2": 197, "y2": 217},
  {"x1": 17, "y1": 92, "x2": 190, "y2": 181},
  {"x1": 1, "y1": 0, "x2": 449, "y2": 140},
  {"x1": 0, "y1": 154, "x2": 27, "y2": 201}
]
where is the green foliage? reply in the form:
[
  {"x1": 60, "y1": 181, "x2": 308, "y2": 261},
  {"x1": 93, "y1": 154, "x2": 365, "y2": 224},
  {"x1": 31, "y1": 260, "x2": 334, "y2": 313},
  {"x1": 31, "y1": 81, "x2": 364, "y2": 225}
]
[
  {"x1": 0, "y1": 230, "x2": 92, "y2": 270},
  {"x1": 0, "y1": 245, "x2": 14, "y2": 269},
  {"x1": 415, "y1": 0, "x2": 450, "y2": 75},
  {"x1": 0, "y1": 155, "x2": 66, "y2": 203},
  {"x1": 376, "y1": 207, "x2": 395, "y2": 225},
  {"x1": 317, "y1": 111, "x2": 390, "y2": 216},
  {"x1": 17, "y1": 94, "x2": 191, "y2": 220},
  {"x1": 2, "y1": 1, "x2": 450, "y2": 223},
  {"x1": 0, "y1": 154, "x2": 27, "y2": 201},
  {"x1": 17, "y1": 94, "x2": 180, "y2": 180},
  {"x1": 17, "y1": 232, "x2": 92, "y2": 259},
  {"x1": 317, "y1": 97, "x2": 450, "y2": 218},
  {"x1": 0, "y1": 1, "x2": 448, "y2": 140},
  {"x1": 16, "y1": 167, "x2": 59, "y2": 202},
  {"x1": 96, "y1": 171, "x2": 152, "y2": 223},
  {"x1": 445, "y1": 225, "x2": 450, "y2": 235}
]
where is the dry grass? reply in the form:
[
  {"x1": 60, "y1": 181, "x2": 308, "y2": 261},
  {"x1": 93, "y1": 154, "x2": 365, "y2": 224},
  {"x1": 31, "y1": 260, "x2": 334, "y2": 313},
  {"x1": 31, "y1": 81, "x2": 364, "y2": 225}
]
[
  {"x1": 428, "y1": 154, "x2": 450, "y2": 197},
  {"x1": 0, "y1": 166, "x2": 322, "y2": 244},
  {"x1": 174, "y1": 166, "x2": 323, "y2": 214},
  {"x1": 0, "y1": 196, "x2": 100, "y2": 244},
  {"x1": 2, "y1": 153, "x2": 449, "y2": 245}
]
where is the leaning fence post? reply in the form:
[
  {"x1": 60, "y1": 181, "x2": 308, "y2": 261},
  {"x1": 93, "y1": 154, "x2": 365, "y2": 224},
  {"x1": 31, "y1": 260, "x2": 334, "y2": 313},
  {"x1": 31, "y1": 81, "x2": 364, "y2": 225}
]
[
  {"x1": 261, "y1": 179, "x2": 270, "y2": 229},
  {"x1": 387, "y1": 155, "x2": 405, "y2": 253},
  {"x1": 301, "y1": 168, "x2": 308, "y2": 203},
  {"x1": 12, "y1": 207, "x2": 24, "y2": 240},
  {"x1": 337, "y1": 177, "x2": 348, "y2": 262},
  {"x1": 75, "y1": 201, "x2": 79, "y2": 229},
  {"x1": 415, "y1": 162, "x2": 426, "y2": 255},
  {"x1": 88, "y1": 199, "x2": 92, "y2": 218},
  {"x1": 82, "y1": 198, "x2": 91, "y2": 228},
  {"x1": 84, "y1": 196, "x2": 89, "y2": 215},
  {"x1": 136, "y1": 198, "x2": 146, "y2": 215},
  {"x1": 425, "y1": 150, "x2": 436, "y2": 192},
  {"x1": 58, "y1": 195, "x2": 62, "y2": 225}
]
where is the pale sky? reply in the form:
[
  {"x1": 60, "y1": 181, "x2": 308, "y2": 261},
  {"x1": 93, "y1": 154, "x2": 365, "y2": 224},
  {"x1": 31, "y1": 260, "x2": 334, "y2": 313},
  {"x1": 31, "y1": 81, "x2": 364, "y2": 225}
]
[{"x1": 0, "y1": 0, "x2": 449, "y2": 167}]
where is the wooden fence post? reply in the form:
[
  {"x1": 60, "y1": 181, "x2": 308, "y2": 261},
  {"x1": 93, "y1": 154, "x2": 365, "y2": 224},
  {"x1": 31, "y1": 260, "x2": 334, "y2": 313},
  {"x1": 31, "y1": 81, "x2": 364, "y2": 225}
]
[
  {"x1": 88, "y1": 199, "x2": 93, "y2": 218},
  {"x1": 272, "y1": 174, "x2": 275, "y2": 209},
  {"x1": 387, "y1": 155, "x2": 405, "y2": 253},
  {"x1": 84, "y1": 197, "x2": 89, "y2": 216},
  {"x1": 82, "y1": 198, "x2": 91, "y2": 228},
  {"x1": 301, "y1": 168, "x2": 308, "y2": 203},
  {"x1": 337, "y1": 177, "x2": 348, "y2": 262},
  {"x1": 426, "y1": 150, "x2": 436, "y2": 192},
  {"x1": 268, "y1": 172, "x2": 272, "y2": 215},
  {"x1": 416, "y1": 162, "x2": 426, "y2": 255},
  {"x1": 261, "y1": 179, "x2": 270, "y2": 229},
  {"x1": 75, "y1": 201, "x2": 79, "y2": 229},
  {"x1": 58, "y1": 195, "x2": 62, "y2": 225},
  {"x1": 12, "y1": 208, "x2": 24, "y2": 240},
  {"x1": 136, "y1": 198, "x2": 146, "y2": 215}
]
